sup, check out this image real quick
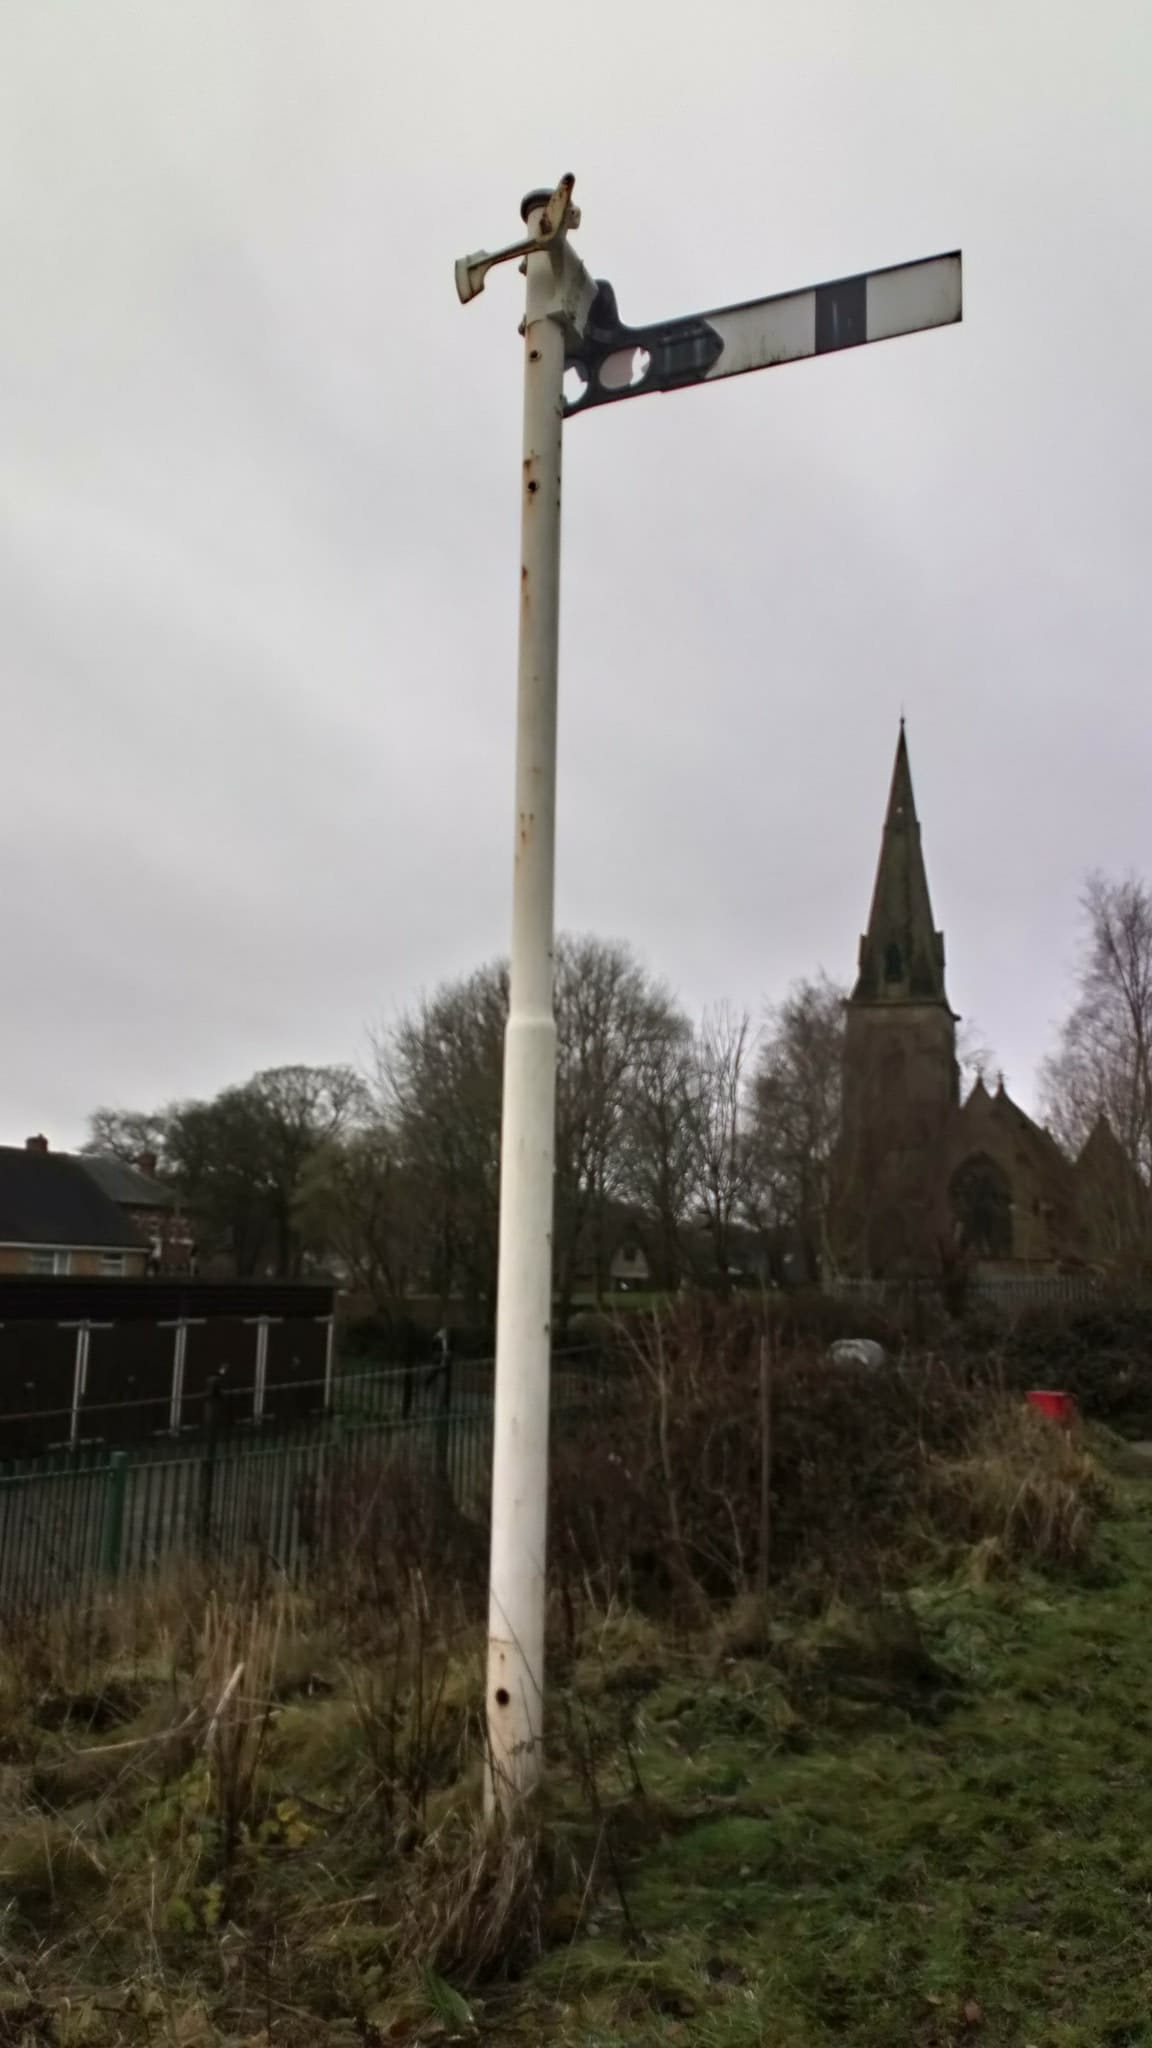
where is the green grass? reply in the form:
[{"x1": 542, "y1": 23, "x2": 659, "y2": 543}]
[
  {"x1": 569, "y1": 1290, "x2": 678, "y2": 1315},
  {"x1": 5, "y1": 1459, "x2": 1152, "y2": 2044},
  {"x1": 515, "y1": 1478, "x2": 1152, "y2": 2047}
]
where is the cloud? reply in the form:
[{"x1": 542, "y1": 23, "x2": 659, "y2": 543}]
[{"x1": 1, "y1": 0, "x2": 1149, "y2": 1139}]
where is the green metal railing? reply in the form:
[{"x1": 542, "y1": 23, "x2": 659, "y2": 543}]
[
  {"x1": 0, "y1": 1352, "x2": 613, "y2": 1611},
  {"x1": 0, "y1": 1392, "x2": 493, "y2": 1611}
]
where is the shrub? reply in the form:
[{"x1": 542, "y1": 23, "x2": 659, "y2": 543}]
[
  {"x1": 550, "y1": 1300, "x2": 1104, "y2": 1617},
  {"x1": 989, "y1": 1295, "x2": 1152, "y2": 1434}
]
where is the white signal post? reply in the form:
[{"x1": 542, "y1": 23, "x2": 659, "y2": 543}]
[{"x1": 456, "y1": 179, "x2": 962, "y2": 1815}]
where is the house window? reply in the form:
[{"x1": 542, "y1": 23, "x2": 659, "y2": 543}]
[
  {"x1": 27, "y1": 1249, "x2": 70, "y2": 1276},
  {"x1": 101, "y1": 1253, "x2": 126, "y2": 1277}
]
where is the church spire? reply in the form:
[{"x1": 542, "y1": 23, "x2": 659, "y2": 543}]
[{"x1": 851, "y1": 723, "x2": 951, "y2": 1007}]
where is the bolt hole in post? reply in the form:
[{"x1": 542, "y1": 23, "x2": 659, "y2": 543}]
[{"x1": 494, "y1": 1687, "x2": 510, "y2": 1707}]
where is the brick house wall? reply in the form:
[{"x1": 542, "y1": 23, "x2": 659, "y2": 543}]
[{"x1": 0, "y1": 1246, "x2": 149, "y2": 1278}]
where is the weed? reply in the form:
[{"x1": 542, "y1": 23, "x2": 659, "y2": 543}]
[{"x1": 0, "y1": 1307, "x2": 1137, "y2": 2046}]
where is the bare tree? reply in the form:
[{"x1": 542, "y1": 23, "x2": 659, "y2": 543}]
[
  {"x1": 619, "y1": 1000, "x2": 697, "y2": 1290},
  {"x1": 83, "y1": 1108, "x2": 171, "y2": 1166},
  {"x1": 554, "y1": 938, "x2": 687, "y2": 1320},
  {"x1": 685, "y1": 1005, "x2": 755, "y2": 1292},
  {"x1": 1040, "y1": 872, "x2": 1152, "y2": 1267},
  {"x1": 1041, "y1": 872, "x2": 1152, "y2": 1178},
  {"x1": 166, "y1": 1064, "x2": 368, "y2": 1277},
  {"x1": 375, "y1": 963, "x2": 507, "y2": 1317},
  {"x1": 749, "y1": 974, "x2": 845, "y2": 1281},
  {"x1": 295, "y1": 1125, "x2": 417, "y2": 1312},
  {"x1": 376, "y1": 939, "x2": 687, "y2": 1321}
]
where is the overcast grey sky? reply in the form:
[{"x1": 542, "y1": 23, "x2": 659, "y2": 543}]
[{"x1": 2, "y1": 0, "x2": 1149, "y2": 1144}]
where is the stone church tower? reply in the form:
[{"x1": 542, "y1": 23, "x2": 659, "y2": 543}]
[
  {"x1": 828, "y1": 724, "x2": 1133, "y2": 1284},
  {"x1": 832, "y1": 724, "x2": 960, "y2": 1275}
]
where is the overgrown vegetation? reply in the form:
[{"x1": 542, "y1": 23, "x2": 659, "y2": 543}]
[
  {"x1": 552, "y1": 1301, "x2": 1109, "y2": 1606},
  {"x1": 0, "y1": 1309, "x2": 1143, "y2": 2045},
  {"x1": 995, "y1": 1295, "x2": 1152, "y2": 1435},
  {"x1": 731, "y1": 1285, "x2": 1152, "y2": 1439}
]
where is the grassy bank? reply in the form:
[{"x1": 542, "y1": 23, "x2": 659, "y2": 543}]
[
  {"x1": 529, "y1": 1460, "x2": 1152, "y2": 2046},
  {"x1": 1, "y1": 1335, "x2": 1149, "y2": 2046}
]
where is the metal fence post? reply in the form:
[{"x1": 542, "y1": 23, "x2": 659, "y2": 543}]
[
  {"x1": 436, "y1": 1336, "x2": 454, "y2": 1488},
  {"x1": 100, "y1": 1451, "x2": 128, "y2": 1577},
  {"x1": 319, "y1": 1314, "x2": 336, "y2": 1411},
  {"x1": 198, "y1": 1374, "x2": 222, "y2": 1560}
]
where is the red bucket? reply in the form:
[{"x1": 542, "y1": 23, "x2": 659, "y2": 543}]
[{"x1": 1026, "y1": 1389, "x2": 1077, "y2": 1427}]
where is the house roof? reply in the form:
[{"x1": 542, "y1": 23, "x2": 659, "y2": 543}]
[
  {"x1": 76, "y1": 1155, "x2": 176, "y2": 1210},
  {"x1": 0, "y1": 1148, "x2": 146, "y2": 1250}
]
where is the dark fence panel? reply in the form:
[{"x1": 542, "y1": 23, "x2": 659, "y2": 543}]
[
  {"x1": 0, "y1": 1315, "x2": 337, "y2": 1456},
  {"x1": 180, "y1": 1319, "x2": 225, "y2": 1427},
  {"x1": 0, "y1": 1278, "x2": 336, "y2": 1323},
  {"x1": 0, "y1": 1279, "x2": 336, "y2": 1459},
  {"x1": 263, "y1": 1319, "x2": 329, "y2": 1426},
  {"x1": 83, "y1": 1321, "x2": 174, "y2": 1444},
  {"x1": 199, "y1": 1317, "x2": 257, "y2": 1411},
  {"x1": 0, "y1": 1325, "x2": 78, "y2": 1454}
]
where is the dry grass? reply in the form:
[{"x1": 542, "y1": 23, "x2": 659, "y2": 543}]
[
  {"x1": 0, "y1": 1315, "x2": 1119, "y2": 2043},
  {"x1": 927, "y1": 1404, "x2": 1110, "y2": 1569},
  {"x1": 551, "y1": 1302, "x2": 1112, "y2": 1619}
]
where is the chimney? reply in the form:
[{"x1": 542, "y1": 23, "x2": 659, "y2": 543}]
[
  {"x1": 136, "y1": 1150, "x2": 158, "y2": 1179},
  {"x1": 25, "y1": 1134, "x2": 48, "y2": 1154}
]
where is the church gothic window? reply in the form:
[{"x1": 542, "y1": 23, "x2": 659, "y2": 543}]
[
  {"x1": 950, "y1": 1152, "x2": 1013, "y2": 1259},
  {"x1": 884, "y1": 943, "x2": 903, "y2": 982}
]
